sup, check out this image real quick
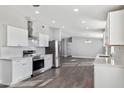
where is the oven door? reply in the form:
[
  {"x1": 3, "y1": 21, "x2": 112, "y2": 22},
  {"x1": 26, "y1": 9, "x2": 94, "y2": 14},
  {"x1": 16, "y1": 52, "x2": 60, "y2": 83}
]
[{"x1": 33, "y1": 59, "x2": 44, "y2": 71}]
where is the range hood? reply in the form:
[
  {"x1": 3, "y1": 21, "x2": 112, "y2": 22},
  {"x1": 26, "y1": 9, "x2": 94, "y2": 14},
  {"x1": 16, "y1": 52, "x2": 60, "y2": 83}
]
[{"x1": 27, "y1": 20, "x2": 38, "y2": 40}]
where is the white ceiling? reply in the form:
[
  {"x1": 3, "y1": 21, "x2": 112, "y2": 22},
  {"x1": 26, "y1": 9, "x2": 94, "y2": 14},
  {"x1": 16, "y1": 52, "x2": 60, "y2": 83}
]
[{"x1": 0, "y1": 5, "x2": 124, "y2": 39}]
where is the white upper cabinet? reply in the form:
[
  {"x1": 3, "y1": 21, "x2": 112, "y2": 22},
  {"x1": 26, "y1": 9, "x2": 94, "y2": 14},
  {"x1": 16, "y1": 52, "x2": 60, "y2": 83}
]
[
  {"x1": 104, "y1": 14, "x2": 110, "y2": 45},
  {"x1": 105, "y1": 10, "x2": 124, "y2": 45},
  {"x1": 39, "y1": 33, "x2": 49, "y2": 47},
  {"x1": 7, "y1": 25, "x2": 28, "y2": 46},
  {"x1": 49, "y1": 27, "x2": 62, "y2": 41},
  {"x1": 0, "y1": 25, "x2": 28, "y2": 46},
  {"x1": 28, "y1": 33, "x2": 49, "y2": 47}
]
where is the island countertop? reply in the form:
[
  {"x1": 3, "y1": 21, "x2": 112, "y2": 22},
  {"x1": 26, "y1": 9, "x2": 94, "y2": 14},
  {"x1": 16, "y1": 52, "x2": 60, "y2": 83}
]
[
  {"x1": 94, "y1": 57, "x2": 124, "y2": 69},
  {"x1": 0, "y1": 56, "x2": 32, "y2": 61}
]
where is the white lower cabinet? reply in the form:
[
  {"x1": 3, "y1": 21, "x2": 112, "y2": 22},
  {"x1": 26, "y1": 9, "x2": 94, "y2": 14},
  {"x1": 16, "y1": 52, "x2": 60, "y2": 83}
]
[
  {"x1": 42, "y1": 54, "x2": 53, "y2": 72},
  {"x1": 12, "y1": 60, "x2": 24, "y2": 83},
  {"x1": 0, "y1": 57, "x2": 32, "y2": 85},
  {"x1": 94, "y1": 63, "x2": 124, "y2": 88},
  {"x1": 12, "y1": 58, "x2": 32, "y2": 84}
]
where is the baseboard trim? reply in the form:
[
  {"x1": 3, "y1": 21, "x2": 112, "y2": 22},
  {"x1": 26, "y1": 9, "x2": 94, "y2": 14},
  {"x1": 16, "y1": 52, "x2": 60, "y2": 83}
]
[{"x1": 72, "y1": 56, "x2": 95, "y2": 59}]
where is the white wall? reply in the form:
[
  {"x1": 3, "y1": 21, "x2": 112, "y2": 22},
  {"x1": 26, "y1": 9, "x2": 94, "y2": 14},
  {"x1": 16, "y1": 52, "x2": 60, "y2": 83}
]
[
  {"x1": 0, "y1": 47, "x2": 22, "y2": 57},
  {"x1": 71, "y1": 37, "x2": 104, "y2": 58}
]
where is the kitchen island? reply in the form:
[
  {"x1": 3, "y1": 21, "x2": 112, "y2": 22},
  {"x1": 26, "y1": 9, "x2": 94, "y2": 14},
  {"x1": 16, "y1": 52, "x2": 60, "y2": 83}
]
[{"x1": 94, "y1": 57, "x2": 124, "y2": 88}]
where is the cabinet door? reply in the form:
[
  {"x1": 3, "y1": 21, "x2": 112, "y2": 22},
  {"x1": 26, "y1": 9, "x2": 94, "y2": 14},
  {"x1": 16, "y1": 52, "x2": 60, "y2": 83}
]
[
  {"x1": 7, "y1": 25, "x2": 28, "y2": 46},
  {"x1": 44, "y1": 55, "x2": 53, "y2": 70},
  {"x1": 109, "y1": 10, "x2": 124, "y2": 45},
  {"x1": 22, "y1": 58, "x2": 32, "y2": 78},
  {"x1": 104, "y1": 14, "x2": 110, "y2": 45},
  {"x1": 44, "y1": 35, "x2": 49, "y2": 47},
  {"x1": 39, "y1": 34, "x2": 45, "y2": 47},
  {"x1": 39, "y1": 34, "x2": 49, "y2": 47},
  {"x1": 12, "y1": 60, "x2": 24, "y2": 83},
  {"x1": 12, "y1": 58, "x2": 32, "y2": 83}
]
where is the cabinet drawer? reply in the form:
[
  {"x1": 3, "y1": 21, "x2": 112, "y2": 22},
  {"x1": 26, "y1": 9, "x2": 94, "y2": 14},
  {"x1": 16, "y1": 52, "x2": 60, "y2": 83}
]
[{"x1": 44, "y1": 55, "x2": 52, "y2": 60}]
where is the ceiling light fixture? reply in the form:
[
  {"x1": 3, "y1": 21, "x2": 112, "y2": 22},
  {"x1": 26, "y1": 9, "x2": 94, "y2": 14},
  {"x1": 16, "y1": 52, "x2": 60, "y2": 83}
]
[
  {"x1": 73, "y1": 8, "x2": 79, "y2": 12},
  {"x1": 52, "y1": 20, "x2": 56, "y2": 24},
  {"x1": 82, "y1": 20, "x2": 86, "y2": 24},
  {"x1": 35, "y1": 10, "x2": 40, "y2": 14},
  {"x1": 85, "y1": 40, "x2": 92, "y2": 44}
]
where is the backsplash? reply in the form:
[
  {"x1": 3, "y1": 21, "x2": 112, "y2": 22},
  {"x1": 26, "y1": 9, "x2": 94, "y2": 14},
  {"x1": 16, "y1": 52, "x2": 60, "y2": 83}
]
[
  {"x1": 0, "y1": 47, "x2": 45, "y2": 58},
  {"x1": 111, "y1": 46, "x2": 124, "y2": 65},
  {"x1": 36, "y1": 47, "x2": 45, "y2": 54}
]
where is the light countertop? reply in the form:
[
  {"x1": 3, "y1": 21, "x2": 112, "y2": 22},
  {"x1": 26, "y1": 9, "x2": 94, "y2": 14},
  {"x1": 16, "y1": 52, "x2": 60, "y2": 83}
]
[
  {"x1": 0, "y1": 56, "x2": 32, "y2": 60},
  {"x1": 94, "y1": 57, "x2": 124, "y2": 69},
  {"x1": 0, "y1": 54, "x2": 53, "y2": 60}
]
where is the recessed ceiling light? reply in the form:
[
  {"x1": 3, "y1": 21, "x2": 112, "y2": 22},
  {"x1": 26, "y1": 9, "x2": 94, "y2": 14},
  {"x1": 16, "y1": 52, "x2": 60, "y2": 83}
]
[
  {"x1": 52, "y1": 20, "x2": 56, "y2": 24},
  {"x1": 73, "y1": 8, "x2": 79, "y2": 12},
  {"x1": 85, "y1": 40, "x2": 92, "y2": 44},
  {"x1": 82, "y1": 20, "x2": 86, "y2": 24},
  {"x1": 86, "y1": 27, "x2": 89, "y2": 29},
  {"x1": 35, "y1": 10, "x2": 40, "y2": 14}
]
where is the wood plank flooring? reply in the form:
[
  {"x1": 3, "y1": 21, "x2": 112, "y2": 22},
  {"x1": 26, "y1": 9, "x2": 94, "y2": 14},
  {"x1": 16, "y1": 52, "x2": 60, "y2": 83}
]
[{"x1": 0, "y1": 57, "x2": 94, "y2": 88}]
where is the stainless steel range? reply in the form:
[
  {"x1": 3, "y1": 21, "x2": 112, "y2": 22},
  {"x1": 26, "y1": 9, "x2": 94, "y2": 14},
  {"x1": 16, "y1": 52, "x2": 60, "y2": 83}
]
[
  {"x1": 23, "y1": 50, "x2": 44, "y2": 76},
  {"x1": 32, "y1": 55, "x2": 44, "y2": 76}
]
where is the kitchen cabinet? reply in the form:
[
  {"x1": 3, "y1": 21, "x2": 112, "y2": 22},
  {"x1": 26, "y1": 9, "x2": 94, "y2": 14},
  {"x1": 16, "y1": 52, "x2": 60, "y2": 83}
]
[
  {"x1": 42, "y1": 54, "x2": 53, "y2": 72},
  {"x1": 49, "y1": 27, "x2": 62, "y2": 41},
  {"x1": 12, "y1": 57, "x2": 32, "y2": 83},
  {"x1": 0, "y1": 57, "x2": 32, "y2": 85},
  {"x1": 28, "y1": 33, "x2": 49, "y2": 47},
  {"x1": 104, "y1": 15, "x2": 110, "y2": 45},
  {"x1": 39, "y1": 33, "x2": 49, "y2": 47},
  {"x1": 0, "y1": 24, "x2": 28, "y2": 47},
  {"x1": 94, "y1": 62, "x2": 124, "y2": 88},
  {"x1": 105, "y1": 10, "x2": 124, "y2": 45}
]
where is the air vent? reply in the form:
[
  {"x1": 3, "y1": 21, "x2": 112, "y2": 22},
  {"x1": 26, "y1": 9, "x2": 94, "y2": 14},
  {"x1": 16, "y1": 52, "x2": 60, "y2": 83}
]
[{"x1": 42, "y1": 25, "x2": 45, "y2": 29}]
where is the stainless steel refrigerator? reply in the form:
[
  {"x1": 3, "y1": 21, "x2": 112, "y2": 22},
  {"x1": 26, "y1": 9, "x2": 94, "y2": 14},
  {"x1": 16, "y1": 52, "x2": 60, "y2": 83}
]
[{"x1": 45, "y1": 40, "x2": 62, "y2": 68}]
